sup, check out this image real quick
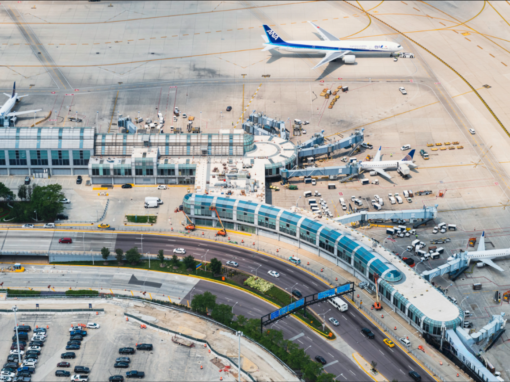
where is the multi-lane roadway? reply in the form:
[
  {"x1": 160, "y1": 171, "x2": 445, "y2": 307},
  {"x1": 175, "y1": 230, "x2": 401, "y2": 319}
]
[{"x1": 1, "y1": 229, "x2": 435, "y2": 381}]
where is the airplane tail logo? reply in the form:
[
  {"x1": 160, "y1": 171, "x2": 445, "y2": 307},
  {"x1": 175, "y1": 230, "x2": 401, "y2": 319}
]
[
  {"x1": 12, "y1": 82, "x2": 15, "y2": 98},
  {"x1": 263, "y1": 25, "x2": 285, "y2": 44},
  {"x1": 403, "y1": 149, "x2": 415, "y2": 161}
]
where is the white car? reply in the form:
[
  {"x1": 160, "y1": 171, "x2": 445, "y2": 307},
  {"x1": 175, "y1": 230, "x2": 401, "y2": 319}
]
[
  {"x1": 23, "y1": 360, "x2": 37, "y2": 367},
  {"x1": 0, "y1": 374, "x2": 13, "y2": 380},
  {"x1": 302, "y1": 129, "x2": 307, "y2": 134},
  {"x1": 268, "y1": 270, "x2": 280, "y2": 278},
  {"x1": 157, "y1": 185, "x2": 167, "y2": 190},
  {"x1": 432, "y1": 227, "x2": 438, "y2": 234},
  {"x1": 31, "y1": 335, "x2": 46, "y2": 341},
  {"x1": 469, "y1": 128, "x2": 476, "y2": 134},
  {"x1": 71, "y1": 375, "x2": 89, "y2": 382},
  {"x1": 69, "y1": 326, "x2": 82, "y2": 332},
  {"x1": 9, "y1": 350, "x2": 23, "y2": 355},
  {"x1": 311, "y1": 179, "x2": 316, "y2": 185},
  {"x1": 61, "y1": 198, "x2": 71, "y2": 204},
  {"x1": 27, "y1": 346, "x2": 41, "y2": 351},
  {"x1": 329, "y1": 317, "x2": 339, "y2": 326},
  {"x1": 399, "y1": 87, "x2": 407, "y2": 95},
  {"x1": 86, "y1": 323, "x2": 100, "y2": 329},
  {"x1": 399, "y1": 337, "x2": 411, "y2": 346},
  {"x1": 43, "y1": 223, "x2": 55, "y2": 228},
  {"x1": 21, "y1": 224, "x2": 34, "y2": 228},
  {"x1": 388, "y1": 193, "x2": 393, "y2": 198},
  {"x1": 182, "y1": 113, "x2": 187, "y2": 118},
  {"x1": 303, "y1": 121, "x2": 310, "y2": 125},
  {"x1": 226, "y1": 261, "x2": 239, "y2": 267},
  {"x1": 173, "y1": 248, "x2": 186, "y2": 254},
  {"x1": 400, "y1": 144, "x2": 411, "y2": 151}
]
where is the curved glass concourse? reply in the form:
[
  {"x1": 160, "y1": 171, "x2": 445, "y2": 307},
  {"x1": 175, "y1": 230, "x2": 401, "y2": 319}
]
[{"x1": 183, "y1": 194, "x2": 463, "y2": 336}]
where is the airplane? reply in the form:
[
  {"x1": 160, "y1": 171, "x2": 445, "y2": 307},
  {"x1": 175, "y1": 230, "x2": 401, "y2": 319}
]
[
  {"x1": 0, "y1": 82, "x2": 41, "y2": 121},
  {"x1": 448, "y1": 232, "x2": 509, "y2": 272},
  {"x1": 261, "y1": 22, "x2": 402, "y2": 69},
  {"x1": 359, "y1": 146, "x2": 417, "y2": 179}
]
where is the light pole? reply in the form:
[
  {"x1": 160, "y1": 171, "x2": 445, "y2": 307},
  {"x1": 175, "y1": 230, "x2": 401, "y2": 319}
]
[
  {"x1": 91, "y1": 249, "x2": 94, "y2": 266},
  {"x1": 255, "y1": 264, "x2": 262, "y2": 277},
  {"x1": 295, "y1": 196, "x2": 301, "y2": 208},
  {"x1": 290, "y1": 283, "x2": 299, "y2": 303},
  {"x1": 319, "y1": 309, "x2": 331, "y2": 332},
  {"x1": 34, "y1": 210, "x2": 38, "y2": 221},
  {"x1": 232, "y1": 301, "x2": 238, "y2": 313},
  {"x1": 236, "y1": 331, "x2": 242, "y2": 382},
  {"x1": 204, "y1": 249, "x2": 209, "y2": 272},
  {"x1": 13, "y1": 306, "x2": 21, "y2": 367}
]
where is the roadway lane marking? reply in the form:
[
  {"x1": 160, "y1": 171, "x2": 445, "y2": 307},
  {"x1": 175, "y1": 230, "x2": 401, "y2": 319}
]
[
  {"x1": 349, "y1": 370, "x2": 356, "y2": 375},
  {"x1": 400, "y1": 369, "x2": 405, "y2": 374},
  {"x1": 297, "y1": 339, "x2": 304, "y2": 344},
  {"x1": 408, "y1": 365, "x2": 414, "y2": 371},
  {"x1": 327, "y1": 352, "x2": 334, "y2": 357},
  {"x1": 379, "y1": 349, "x2": 385, "y2": 355},
  {"x1": 288, "y1": 332, "x2": 304, "y2": 341},
  {"x1": 323, "y1": 360, "x2": 338, "y2": 368}
]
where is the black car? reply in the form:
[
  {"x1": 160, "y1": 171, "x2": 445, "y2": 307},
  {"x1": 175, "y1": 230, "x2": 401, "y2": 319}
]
[
  {"x1": 121, "y1": 184, "x2": 132, "y2": 189},
  {"x1": 55, "y1": 370, "x2": 71, "y2": 377},
  {"x1": 7, "y1": 355, "x2": 19, "y2": 362},
  {"x1": 17, "y1": 371, "x2": 32, "y2": 378},
  {"x1": 409, "y1": 371, "x2": 422, "y2": 382},
  {"x1": 118, "y1": 348, "x2": 135, "y2": 355},
  {"x1": 315, "y1": 355, "x2": 327, "y2": 365},
  {"x1": 61, "y1": 352, "x2": 76, "y2": 359},
  {"x1": 76, "y1": 176, "x2": 83, "y2": 184},
  {"x1": 114, "y1": 363, "x2": 129, "y2": 369},
  {"x1": 68, "y1": 117, "x2": 83, "y2": 123},
  {"x1": 25, "y1": 350, "x2": 40, "y2": 356},
  {"x1": 57, "y1": 362, "x2": 70, "y2": 368},
  {"x1": 13, "y1": 376, "x2": 31, "y2": 382},
  {"x1": 67, "y1": 341, "x2": 81, "y2": 346},
  {"x1": 115, "y1": 357, "x2": 130, "y2": 363},
  {"x1": 4, "y1": 363, "x2": 18, "y2": 369},
  {"x1": 17, "y1": 367, "x2": 35, "y2": 375},
  {"x1": 226, "y1": 106, "x2": 232, "y2": 112},
  {"x1": 14, "y1": 325, "x2": 31, "y2": 332},
  {"x1": 135, "y1": 344, "x2": 152, "y2": 351},
  {"x1": 56, "y1": 214, "x2": 69, "y2": 220},
  {"x1": 70, "y1": 335, "x2": 83, "y2": 341},
  {"x1": 13, "y1": 341, "x2": 27, "y2": 346},
  {"x1": 11, "y1": 344, "x2": 25, "y2": 350},
  {"x1": 109, "y1": 376, "x2": 124, "y2": 382},
  {"x1": 66, "y1": 345, "x2": 80, "y2": 350},
  {"x1": 28, "y1": 341, "x2": 43, "y2": 347},
  {"x1": 361, "y1": 328, "x2": 375, "y2": 339},
  {"x1": 24, "y1": 177, "x2": 30, "y2": 185},
  {"x1": 291, "y1": 290, "x2": 302, "y2": 298},
  {"x1": 24, "y1": 354, "x2": 39, "y2": 360},
  {"x1": 74, "y1": 366, "x2": 90, "y2": 374}
]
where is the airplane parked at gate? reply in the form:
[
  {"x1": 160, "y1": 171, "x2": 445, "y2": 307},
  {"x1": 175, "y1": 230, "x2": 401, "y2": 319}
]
[
  {"x1": 448, "y1": 232, "x2": 509, "y2": 272},
  {"x1": 261, "y1": 22, "x2": 402, "y2": 69},
  {"x1": 359, "y1": 146, "x2": 417, "y2": 179},
  {"x1": 0, "y1": 82, "x2": 41, "y2": 120}
]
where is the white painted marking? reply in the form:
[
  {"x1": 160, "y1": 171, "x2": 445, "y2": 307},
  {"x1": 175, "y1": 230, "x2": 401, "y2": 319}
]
[
  {"x1": 324, "y1": 360, "x2": 338, "y2": 368},
  {"x1": 289, "y1": 333, "x2": 304, "y2": 341}
]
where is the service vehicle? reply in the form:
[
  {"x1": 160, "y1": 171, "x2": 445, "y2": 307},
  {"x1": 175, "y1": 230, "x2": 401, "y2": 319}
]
[
  {"x1": 399, "y1": 87, "x2": 407, "y2": 95},
  {"x1": 328, "y1": 297, "x2": 348, "y2": 312},
  {"x1": 268, "y1": 270, "x2": 280, "y2": 278}
]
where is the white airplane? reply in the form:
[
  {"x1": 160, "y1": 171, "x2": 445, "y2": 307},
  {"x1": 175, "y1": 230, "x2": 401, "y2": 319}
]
[
  {"x1": 261, "y1": 23, "x2": 402, "y2": 69},
  {"x1": 448, "y1": 232, "x2": 509, "y2": 272},
  {"x1": 0, "y1": 82, "x2": 41, "y2": 120},
  {"x1": 359, "y1": 146, "x2": 417, "y2": 179}
]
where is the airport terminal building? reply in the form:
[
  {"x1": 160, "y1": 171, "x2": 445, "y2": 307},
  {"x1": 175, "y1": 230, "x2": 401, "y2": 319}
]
[{"x1": 182, "y1": 193, "x2": 463, "y2": 337}]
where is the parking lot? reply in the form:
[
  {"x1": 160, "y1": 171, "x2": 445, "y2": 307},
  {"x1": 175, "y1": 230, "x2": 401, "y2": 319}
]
[{"x1": 0, "y1": 303, "x2": 235, "y2": 382}]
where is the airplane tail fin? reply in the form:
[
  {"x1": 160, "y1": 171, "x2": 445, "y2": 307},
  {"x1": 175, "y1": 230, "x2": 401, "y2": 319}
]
[
  {"x1": 12, "y1": 82, "x2": 15, "y2": 98},
  {"x1": 403, "y1": 149, "x2": 415, "y2": 161},
  {"x1": 262, "y1": 25, "x2": 286, "y2": 44}
]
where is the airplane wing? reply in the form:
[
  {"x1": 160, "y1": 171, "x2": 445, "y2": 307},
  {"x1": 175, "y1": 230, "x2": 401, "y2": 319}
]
[
  {"x1": 373, "y1": 146, "x2": 382, "y2": 162},
  {"x1": 308, "y1": 21, "x2": 340, "y2": 41},
  {"x1": 312, "y1": 51, "x2": 350, "y2": 70},
  {"x1": 477, "y1": 231, "x2": 486, "y2": 252},
  {"x1": 372, "y1": 168, "x2": 392, "y2": 179},
  {"x1": 7, "y1": 109, "x2": 41, "y2": 117},
  {"x1": 3, "y1": 93, "x2": 11, "y2": 98},
  {"x1": 478, "y1": 258, "x2": 504, "y2": 272}
]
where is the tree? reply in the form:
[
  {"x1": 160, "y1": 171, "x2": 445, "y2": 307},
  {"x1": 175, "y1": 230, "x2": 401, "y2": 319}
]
[
  {"x1": 0, "y1": 182, "x2": 14, "y2": 201},
  {"x1": 171, "y1": 254, "x2": 179, "y2": 267},
  {"x1": 157, "y1": 249, "x2": 165, "y2": 266},
  {"x1": 210, "y1": 257, "x2": 222, "y2": 275},
  {"x1": 115, "y1": 248, "x2": 124, "y2": 264},
  {"x1": 302, "y1": 359, "x2": 322, "y2": 381},
  {"x1": 236, "y1": 315, "x2": 247, "y2": 327},
  {"x1": 191, "y1": 291, "x2": 216, "y2": 314},
  {"x1": 316, "y1": 373, "x2": 336, "y2": 382},
  {"x1": 30, "y1": 184, "x2": 65, "y2": 221},
  {"x1": 183, "y1": 255, "x2": 195, "y2": 270},
  {"x1": 17, "y1": 185, "x2": 28, "y2": 201},
  {"x1": 101, "y1": 247, "x2": 110, "y2": 263},
  {"x1": 126, "y1": 247, "x2": 141, "y2": 264},
  {"x1": 211, "y1": 303, "x2": 234, "y2": 325}
]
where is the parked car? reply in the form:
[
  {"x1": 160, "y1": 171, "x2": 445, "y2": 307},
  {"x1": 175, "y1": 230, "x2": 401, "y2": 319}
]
[
  {"x1": 118, "y1": 348, "x2": 135, "y2": 355},
  {"x1": 71, "y1": 375, "x2": 89, "y2": 382},
  {"x1": 121, "y1": 184, "x2": 133, "y2": 189},
  {"x1": 55, "y1": 370, "x2": 71, "y2": 377},
  {"x1": 70, "y1": 330, "x2": 87, "y2": 337},
  {"x1": 109, "y1": 376, "x2": 124, "y2": 382},
  {"x1": 61, "y1": 353, "x2": 76, "y2": 359},
  {"x1": 226, "y1": 106, "x2": 232, "y2": 112},
  {"x1": 61, "y1": 198, "x2": 71, "y2": 204},
  {"x1": 24, "y1": 177, "x2": 30, "y2": 185},
  {"x1": 9, "y1": 351, "x2": 23, "y2": 356},
  {"x1": 33, "y1": 328, "x2": 45, "y2": 334},
  {"x1": 73, "y1": 367, "x2": 90, "y2": 374},
  {"x1": 56, "y1": 214, "x2": 68, "y2": 220},
  {"x1": 86, "y1": 323, "x2": 100, "y2": 329},
  {"x1": 314, "y1": 356, "x2": 327, "y2": 365},
  {"x1": 135, "y1": 344, "x2": 152, "y2": 351},
  {"x1": 69, "y1": 336, "x2": 83, "y2": 341},
  {"x1": 56, "y1": 362, "x2": 70, "y2": 368},
  {"x1": 66, "y1": 345, "x2": 80, "y2": 351},
  {"x1": 67, "y1": 341, "x2": 81, "y2": 346},
  {"x1": 399, "y1": 87, "x2": 407, "y2": 95},
  {"x1": 125, "y1": 371, "x2": 145, "y2": 379},
  {"x1": 76, "y1": 176, "x2": 82, "y2": 185},
  {"x1": 28, "y1": 342, "x2": 42, "y2": 348},
  {"x1": 114, "y1": 363, "x2": 129, "y2": 369}
]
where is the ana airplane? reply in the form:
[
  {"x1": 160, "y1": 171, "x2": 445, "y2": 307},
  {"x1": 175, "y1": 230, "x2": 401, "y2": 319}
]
[
  {"x1": 448, "y1": 232, "x2": 509, "y2": 272},
  {"x1": 359, "y1": 147, "x2": 417, "y2": 179},
  {"x1": 261, "y1": 22, "x2": 402, "y2": 69},
  {"x1": 0, "y1": 82, "x2": 41, "y2": 120}
]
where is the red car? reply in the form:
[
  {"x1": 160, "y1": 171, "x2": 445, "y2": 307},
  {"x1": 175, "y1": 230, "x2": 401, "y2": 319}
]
[
  {"x1": 11, "y1": 344, "x2": 25, "y2": 350},
  {"x1": 59, "y1": 238, "x2": 72, "y2": 244},
  {"x1": 57, "y1": 362, "x2": 71, "y2": 368}
]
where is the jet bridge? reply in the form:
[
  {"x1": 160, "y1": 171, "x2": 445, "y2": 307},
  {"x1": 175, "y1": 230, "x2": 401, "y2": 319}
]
[
  {"x1": 280, "y1": 161, "x2": 361, "y2": 184},
  {"x1": 421, "y1": 252, "x2": 470, "y2": 282},
  {"x1": 297, "y1": 129, "x2": 364, "y2": 158},
  {"x1": 333, "y1": 204, "x2": 438, "y2": 225}
]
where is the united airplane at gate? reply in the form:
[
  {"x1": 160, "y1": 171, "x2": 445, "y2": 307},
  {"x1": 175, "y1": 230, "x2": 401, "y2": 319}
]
[{"x1": 262, "y1": 22, "x2": 402, "y2": 69}]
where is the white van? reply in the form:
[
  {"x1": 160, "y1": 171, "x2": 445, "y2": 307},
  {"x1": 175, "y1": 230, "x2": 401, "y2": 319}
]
[
  {"x1": 395, "y1": 195, "x2": 403, "y2": 204},
  {"x1": 448, "y1": 224, "x2": 457, "y2": 231},
  {"x1": 145, "y1": 201, "x2": 159, "y2": 208},
  {"x1": 412, "y1": 239, "x2": 420, "y2": 247},
  {"x1": 438, "y1": 222, "x2": 446, "y2": 229},
  {"x1": 403, "y1": 190, "x2": 409, "y2": 198},
  {"x1": 304, "y1": 191, "x2": 312, "y2": 198},
  {"x1": 145, "y1": 196, "x2": 163, "y2": 205},
  {"x1": 437, "y1": 247, "x2": 444, "y2": 254},
  {"x1": 328, "y1": 297, "x2": 348, "y2": 312},
  {"x1": 328, "y1": 183, "x2": 336, "y2": 189},
  {"x1": 401, "y1": 144, "x2": 411, "y2": 151},
  {"x1": 431, "y1": 252, "x2": 440, "y2": 260},
  {"x1": 389, "y1": 196, "x2": 396, "y2": 205},
  {"x1": 308, "y1": 199, "x2": 317, "y2": 205},
  {"x1": 373, "y1": 203, "x2": 382, "y2": 210},
  {"x1": 361, "y1": 179, "x2": 369, "y2": 185},
  {"x1": 341, "y1": 203, "x2": 347, "y2": 210},
  {"x1": 157, "y1": 185, "x2": 167, "y2": 190},
  {"x1": 339, "y1": 197, "x2": 345, "y2": 204}
]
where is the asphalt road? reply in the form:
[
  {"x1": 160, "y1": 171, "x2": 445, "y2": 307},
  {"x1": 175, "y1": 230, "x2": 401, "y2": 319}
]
[{"x1": 114, "y1": 233, "x2": 434, "y2": 382}]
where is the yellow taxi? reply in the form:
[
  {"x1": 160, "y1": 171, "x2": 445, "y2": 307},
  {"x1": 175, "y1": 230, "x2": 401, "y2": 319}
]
[
  {"x1": 97, "y1": 224, "x2": 110, "y2": 229},
  {"x1": 383, "y1": 338, "x2": 395, "y2": 348}
]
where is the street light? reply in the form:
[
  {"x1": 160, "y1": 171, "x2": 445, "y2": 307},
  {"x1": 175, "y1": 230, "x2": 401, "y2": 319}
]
[
  {"x1": 205, "y1": 249, "x2": 209, "y2": 272},
  {"x1": 236, "y1": 331, "x2": 242, "y2": 382},
  {"x1": 319, "y1": 309, "x2": 331, "y2": 332},
  {"x1": 295, "y1": 196, "x2": 301, "y2": 208},
  {"x1": 147, "y1": 253, "x2": 150, "y2": 268},
  {"x1": 289, "y1": 282, "x2": 299, "y2": 303},
  {"x1": 13, "y1": 306, "x2": 21, "y2": 367},
  {"x1": 255, "y1": 264, "x2": 262, "y2": 277},
  {"x1": 232, "y1": 301, "x2": 238, "y2": 314}
]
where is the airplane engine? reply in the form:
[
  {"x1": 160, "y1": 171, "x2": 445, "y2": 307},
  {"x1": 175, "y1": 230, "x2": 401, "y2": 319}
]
[{"x1": 342, "y1": 55, "x2": 356, "y2": 64}]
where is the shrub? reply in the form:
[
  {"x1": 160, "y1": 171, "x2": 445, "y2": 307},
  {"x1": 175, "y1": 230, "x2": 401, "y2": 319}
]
[{"x1": 244, "y1": 276, "x2": 274, "y2": 293}]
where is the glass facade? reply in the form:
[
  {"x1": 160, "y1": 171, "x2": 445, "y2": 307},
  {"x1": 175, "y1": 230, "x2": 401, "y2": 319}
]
[
  {"x1": 182, "y1": 193, "x2": 461, "y2": 336},
  {"x1": 30, "y1": 150, "x2": 49, "y2": 166}
]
